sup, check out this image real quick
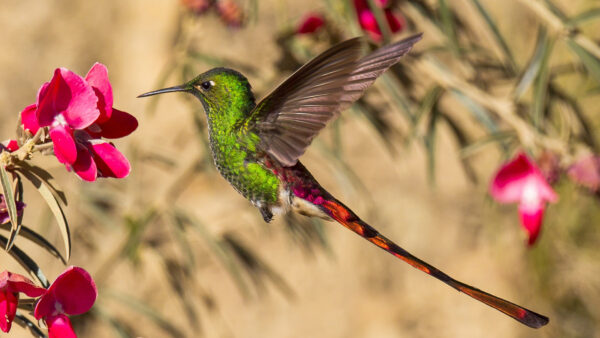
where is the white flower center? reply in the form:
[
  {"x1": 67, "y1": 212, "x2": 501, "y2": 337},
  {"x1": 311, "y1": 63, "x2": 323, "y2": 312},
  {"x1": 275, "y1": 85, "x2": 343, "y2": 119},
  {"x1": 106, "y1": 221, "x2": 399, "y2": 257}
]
[
  {"x1": 521, "y1": 180, "x2": 541, "y2": 207},
  {"x1": 52, "y1": 302, "x2": 64, "y2": 316},
  {"x1": 52, "y1": 114, "x2": 67, "y2": 127}
]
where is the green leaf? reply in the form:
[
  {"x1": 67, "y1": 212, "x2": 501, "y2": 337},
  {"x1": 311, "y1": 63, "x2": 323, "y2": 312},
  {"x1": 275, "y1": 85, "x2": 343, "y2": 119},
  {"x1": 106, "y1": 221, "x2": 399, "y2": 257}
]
[
  {"x1": 532, "y1": 37, "x2": 555, "y2": 129},
  {"x1": 0, "y1": 223, "x2": 66, "y2": 264},
  {"x1": 16, "y1": 162, "x2": 66, "y2": 204},
  {"x1": 424, "y1": 106, "x2": 440, "y2": 184},
  {"x1": 438, "y1": 0, "x2": 459, "y2": 55},
  {"x1": 174, "y1": 209, "x2": 250, "y2": 297},
  {"x1": 567, "y1": 38, "x2": 600, "y2": 85},
  {"x1": 515, "y1": 28, "x2": 549, "y2": 99},
  {"x1": 0, "y1": 165, "x2": 20, "y2": 251},
  {"x1": 469, "y1": 0, "x2": 517, "y2": 71},
  {"x1": 0, "y1": 234, "x2": 49, "y2": 287},
  {"x1": 460, "y1": 131, "x2": 516, "y2": 158},
  {"x1": 103, "y1": 290, "x2": 185, "y2": 338},
  {"x1": 18, "y1": 168, "x2": 71, "y2": 261},
  {"x1": 566, "y1": 8, "x2": 600, "y2": 26},
  {"x1": 367, "y1": 0, "x2": 392, "y2": 44},
  {"x1": 450, "y1": 89, "x2": 499, "y2": 132}
]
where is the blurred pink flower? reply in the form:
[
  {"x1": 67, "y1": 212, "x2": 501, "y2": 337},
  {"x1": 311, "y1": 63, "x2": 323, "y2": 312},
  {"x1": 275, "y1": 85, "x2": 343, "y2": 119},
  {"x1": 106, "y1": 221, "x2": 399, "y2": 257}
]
[
  {"x1": 34, "y1": 267, "x2": 97, "y2": 338},
  {"x1": 567, "y1": 155, "x2": 600, "y2": 192},
  {"x1": 490, "y1": 152, "x2": 558, "y2": 246},
  {"x1": 353, "y1": 0, "x2": 405, "y2": 42},
  {"x1": 20, "y1": 63, "x2": 137, "y2": 182},
  {"x1": 181, "y1": 0, "x2": 243, "y2": 27},
  {"x1": 296, "y1": 13, "x2": 325, "y2": 34},
  {"x1": 0, "y1": 271, "x2": 46, "y2": 333},
  {"x1": 180, "y1": 0, "x2": 211, "y2": 14}
]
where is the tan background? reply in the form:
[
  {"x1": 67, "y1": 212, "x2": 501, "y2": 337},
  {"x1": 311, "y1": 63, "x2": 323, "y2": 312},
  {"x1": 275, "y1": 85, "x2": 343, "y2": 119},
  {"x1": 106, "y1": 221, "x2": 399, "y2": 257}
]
[{"x1": 1, "y1": 0, "x2": 599, "y2": 337}]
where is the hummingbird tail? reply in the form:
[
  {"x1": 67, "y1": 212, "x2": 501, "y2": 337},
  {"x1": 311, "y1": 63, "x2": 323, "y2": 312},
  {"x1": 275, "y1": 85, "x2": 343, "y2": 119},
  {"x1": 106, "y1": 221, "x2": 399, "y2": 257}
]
[{"x1": 316, "y1": 197, "x2": 549, "y2": 329}]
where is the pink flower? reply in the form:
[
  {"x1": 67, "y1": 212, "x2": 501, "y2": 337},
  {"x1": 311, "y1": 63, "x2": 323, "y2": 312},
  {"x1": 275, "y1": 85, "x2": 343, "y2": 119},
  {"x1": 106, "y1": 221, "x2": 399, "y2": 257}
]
[
  {"x1": 567, "y1": 155, "x2": 600, "y2": 192},
  {"x1": 353, "y1": 0, "x2": 405, "y2": 42},
  {"x1": 0, "y1": 271, "x2": 46, "y2": 333},
  {"x1": 0, "y1": 194, "x2": 25, "y2": 225},
  {"x1": 20, "y1": 63, "x2": 137, "y2": 182},
  {"x1": 34, "y1": 267, "x2": 97, "y2": 338},
  {"x1": 296, "y1": 13, "x2": 325, "y2": 34},
  {"x1": 32, "y1": 68, "x2": 100, "y2": 165},
  {"x1": 0, "y1": 139, "x2": 19, "y2": 152},
  {"x1": 490, "y1": 152, "x2": 558, "y2": 246}
]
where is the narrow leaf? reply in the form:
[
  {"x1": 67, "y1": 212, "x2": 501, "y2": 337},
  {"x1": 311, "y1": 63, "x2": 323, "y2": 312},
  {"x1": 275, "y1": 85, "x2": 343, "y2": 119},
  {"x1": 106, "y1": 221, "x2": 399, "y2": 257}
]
[
  {"x1": 438, "y1": 0, "x2": 460, "y2": 55},
  {"x1": 0, "y1": 234, "x2": 49, "y2": 287},
  {"x1": 174, "y1": 209, "x2": 250, "y2": 297},
  {"x1": 515, "y1": 28, "x2": 549, "y2": 99},
  {"x1": 103, "y1": 290, "x2": 185, "y2": 338},
  {"x1": 0, "y1": 223, "x2": 67, "y2": 264},
  {"x1": 16, "y1": 162, "x2": 66, "y2": 204},
  {"x1": 567, "y1": 38, "x2": 600, "y2": 85},
  {"x1": 566, "y1": 8, "x2": 600, "y2": 26},
  {"x1": 469, "y1": 0, "x2": 517, "y2": 71},
  {"x1": 450, "y1": 89, "x2": 499, "y2": 132},
  {"x1": 18, "y1": 169, "x2": 71, "y2": 261},
  {"x1": 14, "y1": 311, "x2": 46, "y2": 338},
  {"x1": 532, "y1": 37, "x2": 555, "y2": 129},
  {"x1": 0, "y1": 165, "x2": 20, "y2": 251}
]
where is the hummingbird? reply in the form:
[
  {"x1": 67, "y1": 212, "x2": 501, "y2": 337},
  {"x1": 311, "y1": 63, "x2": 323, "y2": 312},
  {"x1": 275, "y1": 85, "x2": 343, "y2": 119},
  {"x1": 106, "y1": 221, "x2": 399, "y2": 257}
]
[{"x1": 139, "y1": 33, "x2": 548, "y2": 328}]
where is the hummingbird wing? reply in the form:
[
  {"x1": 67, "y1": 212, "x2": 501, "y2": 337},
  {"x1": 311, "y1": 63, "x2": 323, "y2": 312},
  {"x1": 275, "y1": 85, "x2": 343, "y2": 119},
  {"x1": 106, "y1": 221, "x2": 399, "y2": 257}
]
[{"x1": 247, "y1": 33, "x2": 422, "y2": 166}]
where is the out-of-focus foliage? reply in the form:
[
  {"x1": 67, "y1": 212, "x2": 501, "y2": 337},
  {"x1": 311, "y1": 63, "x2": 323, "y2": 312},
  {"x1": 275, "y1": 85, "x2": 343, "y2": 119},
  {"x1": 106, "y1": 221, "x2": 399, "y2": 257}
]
[{"x1": 2, "y1": 0, "x2": 600, "y2": 337}]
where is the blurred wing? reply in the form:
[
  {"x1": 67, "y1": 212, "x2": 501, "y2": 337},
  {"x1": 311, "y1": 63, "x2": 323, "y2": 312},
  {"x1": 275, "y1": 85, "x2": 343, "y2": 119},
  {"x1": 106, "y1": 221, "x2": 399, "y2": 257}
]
[{"x1": 248, "y1": 33, "x2": 422, "y2": 166}]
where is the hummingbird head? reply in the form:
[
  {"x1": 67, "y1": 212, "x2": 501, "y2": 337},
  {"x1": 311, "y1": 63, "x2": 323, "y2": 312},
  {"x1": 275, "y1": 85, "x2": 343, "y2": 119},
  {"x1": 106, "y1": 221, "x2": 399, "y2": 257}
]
[{"x1": 138, "y1": 67, "x2": 255, "y2": 115}]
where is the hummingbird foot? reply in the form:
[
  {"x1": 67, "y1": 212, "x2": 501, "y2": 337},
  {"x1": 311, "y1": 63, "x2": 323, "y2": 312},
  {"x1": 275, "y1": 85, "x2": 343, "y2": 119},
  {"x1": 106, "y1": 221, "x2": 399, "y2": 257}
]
[{"x1": 259, "y1": 206, "x2": 273, "y2": 223}]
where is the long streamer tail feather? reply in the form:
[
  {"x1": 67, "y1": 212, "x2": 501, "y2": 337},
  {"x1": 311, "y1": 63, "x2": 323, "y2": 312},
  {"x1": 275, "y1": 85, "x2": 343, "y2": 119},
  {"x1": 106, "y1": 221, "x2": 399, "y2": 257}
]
[{"x1": 316, "y1": 197, "x2": 549, "y2": 328}]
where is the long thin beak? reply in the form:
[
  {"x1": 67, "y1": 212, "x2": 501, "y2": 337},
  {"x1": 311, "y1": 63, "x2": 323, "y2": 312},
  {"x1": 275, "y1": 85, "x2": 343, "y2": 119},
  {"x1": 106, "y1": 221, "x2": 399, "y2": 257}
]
[{"x1": 137, "y1": 85, "x2": 188, "y2": 98}]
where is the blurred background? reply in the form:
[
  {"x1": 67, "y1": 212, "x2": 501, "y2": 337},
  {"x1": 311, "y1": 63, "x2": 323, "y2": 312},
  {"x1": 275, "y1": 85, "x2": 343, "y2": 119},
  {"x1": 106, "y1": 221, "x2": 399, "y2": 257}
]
[{"x1": 1, "y1": 0, "x2": 600, "y2": 337}]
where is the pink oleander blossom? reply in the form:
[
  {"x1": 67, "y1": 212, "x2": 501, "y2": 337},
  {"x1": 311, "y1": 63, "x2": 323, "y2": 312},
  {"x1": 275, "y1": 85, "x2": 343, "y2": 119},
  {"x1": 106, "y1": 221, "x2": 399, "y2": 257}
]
[
  {"x1": 34, "y1": 267, "x2": 97, "y2": 338},
  {"x1": 0, "y1": 271, "x2": 47, "y2": 333},
  {"x1": 296, "y1": 13, "x2": 326, "y2": 34},
  {"x1": 490, "y1": 152, "x2": 558, "y2": 246},
  {"x1": 353, "y1": 0, "x2": 405, "y2": 42},
  {"x1": 20, "y1": 63, "x2": 137, "y2": 182}
]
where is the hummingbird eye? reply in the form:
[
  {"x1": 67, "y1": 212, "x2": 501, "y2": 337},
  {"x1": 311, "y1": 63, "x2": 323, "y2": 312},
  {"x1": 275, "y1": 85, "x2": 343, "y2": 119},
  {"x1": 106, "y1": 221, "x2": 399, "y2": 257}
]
[{"x1": 200, "y1": 81, "x2": 214, "y2": 90}]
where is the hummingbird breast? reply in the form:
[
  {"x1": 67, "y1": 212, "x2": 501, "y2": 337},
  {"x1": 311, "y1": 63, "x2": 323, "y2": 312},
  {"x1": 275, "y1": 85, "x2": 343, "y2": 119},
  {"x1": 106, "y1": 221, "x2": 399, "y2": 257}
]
[{"x1": 208, "y1": 128, "x2": 282, "y2": 208}]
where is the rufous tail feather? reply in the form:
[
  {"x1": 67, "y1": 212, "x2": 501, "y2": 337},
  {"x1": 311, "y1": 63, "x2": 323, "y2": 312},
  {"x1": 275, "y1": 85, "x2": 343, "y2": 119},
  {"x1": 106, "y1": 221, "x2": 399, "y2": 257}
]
[{"x1": 317, "y1": 197, "x2": 549, "y2": 329}]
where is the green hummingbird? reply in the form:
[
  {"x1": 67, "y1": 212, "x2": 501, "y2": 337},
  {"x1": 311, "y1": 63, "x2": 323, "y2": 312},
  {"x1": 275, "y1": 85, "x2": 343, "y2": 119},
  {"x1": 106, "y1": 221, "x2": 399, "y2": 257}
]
[{"x1": 139, "y1": 33, "x2": 548, "y2": 328}]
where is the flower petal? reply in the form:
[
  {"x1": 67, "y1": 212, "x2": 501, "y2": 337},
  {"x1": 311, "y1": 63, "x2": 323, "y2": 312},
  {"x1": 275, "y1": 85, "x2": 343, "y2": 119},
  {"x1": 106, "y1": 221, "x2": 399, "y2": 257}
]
[
  {"x1": 0, "y1": 271, "x2": 46, "y2": 298},
  {"x1": 567, "y1": 155, "x2": 600, "y2": 192},
  {"x1": 20, "y1": 104, "x2": 40, "y2": 134},
  {"x1": 90, "y1": 108, "x2": 138, "y2": 139},
  {"x1": 297, "y1": 13, "x2": 325, "y2": 34},
  {"x1": 35, "y1": 267, "x2": 97, "y2": 319},
  {"x1": 47, "y1": 314, "x2": 77, "y2": 338},
  {"x1": 85, "y1": 63, "x2": 113, "y2": 123},
  {"x1": 518, "y1": 202, "x2": 545, "y2": 246},
  {"x1": 37, "y1": 70, "x2": 68, "y2": 127},
  {"x1": 72, "y1": 145, "x2": 97, "y2": 182},
  {"x1": 357, "y1": 10, "x2": 382, "y2": 41},
  {"x1": 0, "y1": 291, "x2": 18, "y2": 333},
  {"x1": 58, "y1": 68, "x2": 100, "y2": 129},
  {"x1": 90, "y1": 141, "x2": 131, "y2": 178},
  {"x1": 385, "y1": 10, "x2": 404, "y2": 33},
  {"x1": 50, "y1": 125, "x2": 77, "y2": 164},
  {"x1": 490, "y1": 152, "x2": 557, "y2": 204}
]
